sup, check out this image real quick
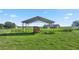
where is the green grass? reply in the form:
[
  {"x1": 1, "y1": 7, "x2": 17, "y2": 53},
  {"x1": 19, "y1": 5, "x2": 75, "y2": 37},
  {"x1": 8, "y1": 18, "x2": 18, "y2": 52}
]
[{"x1": 0, "y1": 30, "x2": 79, "y2": 50}]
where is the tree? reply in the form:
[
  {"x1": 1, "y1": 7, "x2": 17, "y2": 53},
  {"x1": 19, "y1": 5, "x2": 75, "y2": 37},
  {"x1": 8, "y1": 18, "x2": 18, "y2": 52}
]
[
  {"x1": 0, "y1": 24, "x2": 4, "y2": 29},
  {"x1": 11, "y1": 23, "x2": 16, "y2": 28},
  {"x1": 72, "y1": 21, "x2": 79, "y2": 27},
  {"x1": 4, "y1": 21, "x2": 16, "y2": 28}
]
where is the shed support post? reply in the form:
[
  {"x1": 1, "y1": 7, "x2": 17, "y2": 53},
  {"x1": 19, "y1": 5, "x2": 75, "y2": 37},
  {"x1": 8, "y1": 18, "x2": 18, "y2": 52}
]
[{"x1": 22, "y1": 23, "x2": 24, "y2": 28}]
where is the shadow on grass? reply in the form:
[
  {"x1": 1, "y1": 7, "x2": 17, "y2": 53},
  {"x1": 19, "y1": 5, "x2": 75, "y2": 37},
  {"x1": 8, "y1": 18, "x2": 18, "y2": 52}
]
[{"x1": 0, "y1": 32, "x2": 35, "y2": 36}]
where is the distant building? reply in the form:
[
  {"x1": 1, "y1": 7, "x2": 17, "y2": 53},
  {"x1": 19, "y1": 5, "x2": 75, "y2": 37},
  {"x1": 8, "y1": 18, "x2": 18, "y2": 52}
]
[
  {"x1": 43, "y1": 24, "x2": 60, "y2": 28},
  {"x1": 50, "y1": 24, "x2": 60, "y2": 28}
]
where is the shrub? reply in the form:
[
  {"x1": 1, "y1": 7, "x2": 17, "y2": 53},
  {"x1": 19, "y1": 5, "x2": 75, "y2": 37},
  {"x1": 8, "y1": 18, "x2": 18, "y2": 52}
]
[
  {"x1": 62, "y1": 28, "x2": 73, "y2": 32},
  {"x1": 11, "y1": 29, "x2": 24, "y2": 33},
  {"x1": 76, "y1": 28, "x2": 79, "y2": 30},
  {"x1": 41, "y1": 29, "x2": 55, "y2": 34},
  {"x1": 12, "y1": 28, "x2": 33, "y2": 33}
]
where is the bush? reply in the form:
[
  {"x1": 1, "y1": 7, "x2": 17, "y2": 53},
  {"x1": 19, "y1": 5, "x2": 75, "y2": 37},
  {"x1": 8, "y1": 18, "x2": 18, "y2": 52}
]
[
  {"x1": 41, "y1": 29, "x2": 55, "y2": 34},
  {"x1": 62, "y1": 28, "x2": 73, "y2": 32},
  {"x1": 11, "y1": 28, "x2": 33, "y2": 33},
  {"x1": 75, "y1": 28, "x2": 79, "y2": 30},
  {"x1": 11, "y1": 29, "x2": 24, "y2": 33},
  {"x1": 52, "y1": 28, "x2": 63, "y2": 32}
]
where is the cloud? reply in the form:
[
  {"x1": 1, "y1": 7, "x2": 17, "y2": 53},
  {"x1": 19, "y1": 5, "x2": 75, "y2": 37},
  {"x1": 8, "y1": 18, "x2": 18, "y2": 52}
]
[
  {"x1": 66, "y1": 13, "x2": 72, "y2": 16},
  {"x1": 9, "y1": 14, "x2": 17, "y2": 18},
  {"x1": 64, "y1": 16, "x2": 70, "y2": 19},
  {"x1": 64, "y1": 13, "x2": 72, "y2": 19}
]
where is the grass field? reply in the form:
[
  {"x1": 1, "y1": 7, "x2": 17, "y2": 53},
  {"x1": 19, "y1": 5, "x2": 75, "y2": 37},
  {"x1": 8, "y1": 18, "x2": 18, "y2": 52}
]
[{"x1": 0, "y1": 28, "x2": 79, "y2": 50}]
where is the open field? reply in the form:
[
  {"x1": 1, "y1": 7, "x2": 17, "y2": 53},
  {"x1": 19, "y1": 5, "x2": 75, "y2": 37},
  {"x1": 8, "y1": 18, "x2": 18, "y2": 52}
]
[{"x1": 0, "y1": 28, "x2": 79, "y2": 50}]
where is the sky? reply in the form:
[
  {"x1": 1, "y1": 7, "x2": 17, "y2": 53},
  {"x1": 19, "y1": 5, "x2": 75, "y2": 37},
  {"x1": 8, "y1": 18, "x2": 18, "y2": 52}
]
[{"x1": 0, "y1": 9, "x2": 79, "y2": 26}]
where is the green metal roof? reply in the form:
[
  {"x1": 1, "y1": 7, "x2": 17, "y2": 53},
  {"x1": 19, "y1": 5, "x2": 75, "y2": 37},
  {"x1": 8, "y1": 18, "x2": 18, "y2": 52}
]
[{"x1": 22, "y1": 16, "x2": 54, "y2": 24}]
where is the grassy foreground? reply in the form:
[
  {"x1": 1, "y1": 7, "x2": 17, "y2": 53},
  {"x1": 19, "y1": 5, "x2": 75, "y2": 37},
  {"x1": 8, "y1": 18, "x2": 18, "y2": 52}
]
[{"x1": 0, "y1": 31, "x2": 79, "y2": 50}]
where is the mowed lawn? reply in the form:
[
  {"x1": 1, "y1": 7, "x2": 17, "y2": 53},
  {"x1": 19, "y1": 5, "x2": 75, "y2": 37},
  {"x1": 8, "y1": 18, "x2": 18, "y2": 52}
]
[{"x1": 0, "y1": 31, "x2": 79, "y2": 50}]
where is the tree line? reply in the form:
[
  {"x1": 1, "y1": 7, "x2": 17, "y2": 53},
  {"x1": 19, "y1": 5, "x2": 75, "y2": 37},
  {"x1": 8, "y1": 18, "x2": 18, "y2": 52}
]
[
  {"x1": 0, "y1": 21, "x2": 16, "y2": 29},
  {"x1": 0, "y1": 20, "x2": 79, "y2": 29}
]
